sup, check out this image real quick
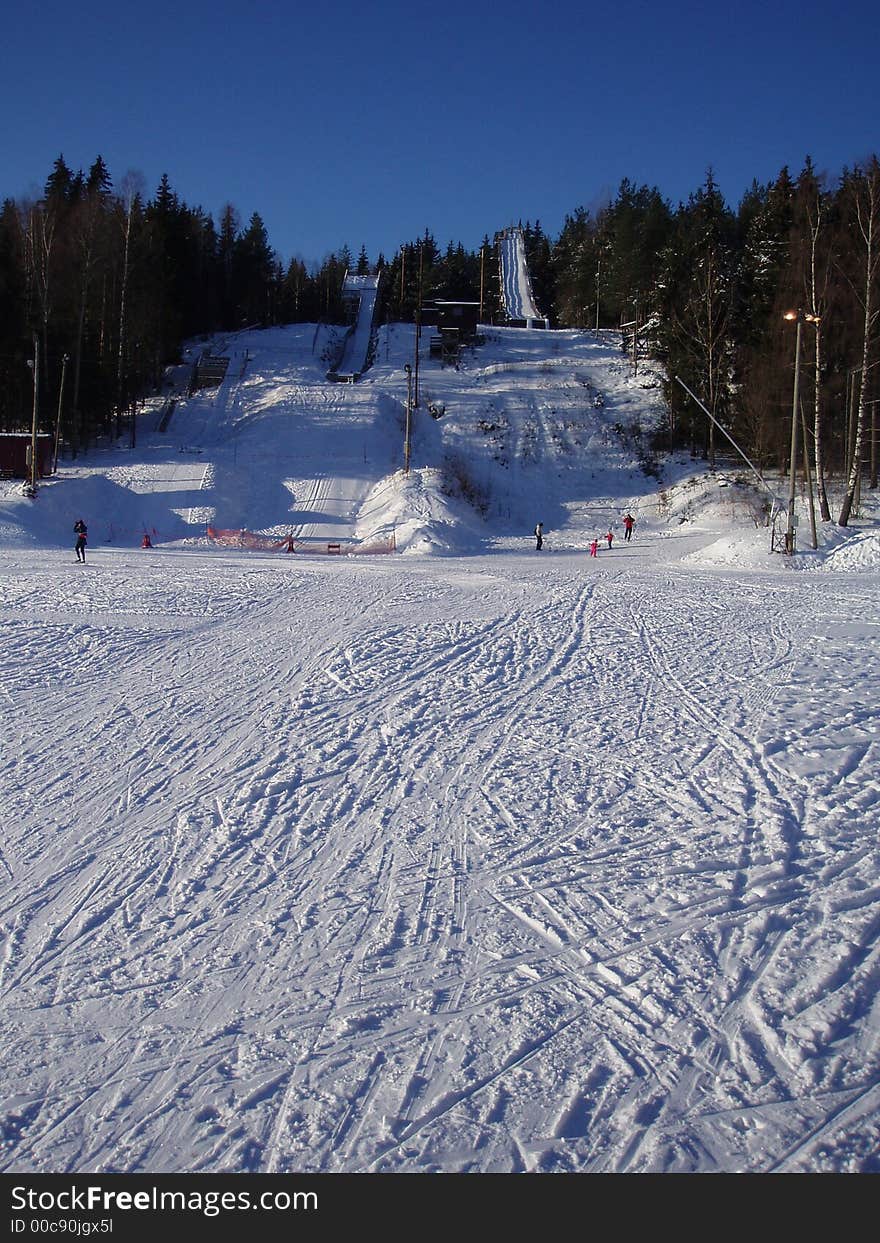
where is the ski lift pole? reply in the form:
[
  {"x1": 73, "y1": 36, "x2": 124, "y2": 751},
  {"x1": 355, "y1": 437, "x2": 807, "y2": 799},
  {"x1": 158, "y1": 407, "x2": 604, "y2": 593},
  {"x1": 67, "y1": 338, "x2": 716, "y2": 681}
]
[{"x1": 674, "y1": 376, "x2": 778, "y2": 505}]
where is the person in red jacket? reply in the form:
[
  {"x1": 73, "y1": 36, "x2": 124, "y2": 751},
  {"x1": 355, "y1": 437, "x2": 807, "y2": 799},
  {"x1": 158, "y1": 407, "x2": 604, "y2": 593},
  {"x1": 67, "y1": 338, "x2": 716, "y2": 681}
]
[{"x1": 623, "y1": 512, "x2": 635, "y2": 542}]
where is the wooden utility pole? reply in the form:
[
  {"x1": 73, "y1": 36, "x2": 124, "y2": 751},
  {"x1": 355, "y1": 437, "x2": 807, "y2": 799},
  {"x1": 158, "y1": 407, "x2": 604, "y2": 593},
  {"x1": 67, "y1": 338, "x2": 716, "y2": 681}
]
[
  {"x1": 53, "y1": 352, "x2": 69, "y2": 473},
  {"x1": 404, "y1": 364, "x2": 412, "y2": 475},
  {"x1": 845, "y1": 367, "x2": 860, "y2": 484},
  {"x1": 595, "y1": 259, "x2": 601, "y2": 332},
  {"x1": 414, "y1": 242, "x2": 423, "y2": 408},
  {"x1": 631, "y1": 294, "x2": 639, "y2": 374},
  {"x1": 29, "y1": 333, "x2": 40, "y2": 493}
]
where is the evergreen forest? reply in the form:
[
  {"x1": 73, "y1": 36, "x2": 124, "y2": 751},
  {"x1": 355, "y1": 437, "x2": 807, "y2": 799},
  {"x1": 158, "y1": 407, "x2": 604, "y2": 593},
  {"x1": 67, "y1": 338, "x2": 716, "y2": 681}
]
[{"x1": 2, "y1": 153, "x2": 878, "y2": 525}]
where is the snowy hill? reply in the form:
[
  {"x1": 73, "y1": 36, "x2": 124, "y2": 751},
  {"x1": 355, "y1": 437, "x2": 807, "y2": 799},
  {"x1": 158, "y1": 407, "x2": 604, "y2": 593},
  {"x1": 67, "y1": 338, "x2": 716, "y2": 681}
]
[
  {"x1": 1, "y1": 323, "x2": 879, "y2": 1175},
  {"x1": 2, "y1": 322, "x2": 677, "y2": 557}
]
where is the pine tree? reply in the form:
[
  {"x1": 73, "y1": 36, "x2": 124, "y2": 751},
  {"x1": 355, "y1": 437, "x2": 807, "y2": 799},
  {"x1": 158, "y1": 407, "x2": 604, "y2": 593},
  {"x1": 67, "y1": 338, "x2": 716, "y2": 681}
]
[
  {"x1": 280, "y1": 257, "x2": 310, "y2": 321},
  {"x1": 86, "y1": 156, "x2": 113, "y2": 199},
  {"x1": 594, "y1": 180, "x2": 673, "y2": 331},
  {"x1": 0, "y1": 199, "x2": 28, "y2": 429},
  {"x1": 44, "y1": 155, "x2": 76, "y2": 208},
  {"x1": 233, "y1": 212, "x2": 277, "y2": 326},
  {"x1": 217, "y1": 204, "x2": 240, "y2": 330},
  {"x1": 655, "y1": 171, "x2": 737, "y2": 462},
  {"x1": 551, "y1": 208, "x2": 598, "y2": 328}
]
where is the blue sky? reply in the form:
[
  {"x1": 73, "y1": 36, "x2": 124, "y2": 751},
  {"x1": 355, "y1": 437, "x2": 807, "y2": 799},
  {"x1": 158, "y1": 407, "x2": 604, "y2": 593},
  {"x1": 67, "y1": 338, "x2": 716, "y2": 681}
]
[{"x1": 4, "y1": 0, "x2": 876, "y2": 269}]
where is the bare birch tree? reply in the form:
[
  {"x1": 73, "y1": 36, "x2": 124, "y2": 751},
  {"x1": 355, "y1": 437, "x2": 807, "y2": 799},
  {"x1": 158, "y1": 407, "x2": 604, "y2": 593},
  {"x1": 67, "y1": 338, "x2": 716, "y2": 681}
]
[
  {"x1": 796, "y1": 164, "x2": 834, "y2": 520},
  {"x1": 839, "y1": 159, "x2": 880, "y2": 527}
]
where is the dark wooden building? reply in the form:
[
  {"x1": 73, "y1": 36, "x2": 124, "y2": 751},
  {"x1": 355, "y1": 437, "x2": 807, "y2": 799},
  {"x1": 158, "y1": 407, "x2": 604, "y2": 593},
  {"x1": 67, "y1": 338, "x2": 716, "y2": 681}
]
[
  {"x1": 434, "y1": 301, "x2": 480, "y2": 340},
  {"x1": 0, "y1": 433, "x2": 54, "y2": 479}
]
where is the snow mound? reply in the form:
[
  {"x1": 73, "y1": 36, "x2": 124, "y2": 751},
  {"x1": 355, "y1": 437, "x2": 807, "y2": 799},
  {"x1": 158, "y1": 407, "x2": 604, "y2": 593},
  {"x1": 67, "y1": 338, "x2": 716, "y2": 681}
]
[
  {"x1": 683, "y1": 527, "x2": 777, "y2": 569},
  {"x1": 659, "y1": 466, "x2": 773, "y2": 530},
  {"x1": 355, "y1": 467, "x2": 485, "y2": 555},
  {"x1": 683, "y1": 517, "x2": 880, "y2": 574},
  {"x1": 0, "y1": 472, "x2": 166, "y2": 550},
  {"x1": 821, "y1": 529, "x2": 880, "y2": 572}
]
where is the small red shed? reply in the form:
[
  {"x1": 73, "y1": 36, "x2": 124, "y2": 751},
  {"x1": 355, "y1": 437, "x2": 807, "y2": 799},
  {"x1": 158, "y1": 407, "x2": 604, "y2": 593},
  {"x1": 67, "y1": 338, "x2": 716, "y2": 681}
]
[{"x1": 0, "y1": 433, "x2": 54, "y2": 479}]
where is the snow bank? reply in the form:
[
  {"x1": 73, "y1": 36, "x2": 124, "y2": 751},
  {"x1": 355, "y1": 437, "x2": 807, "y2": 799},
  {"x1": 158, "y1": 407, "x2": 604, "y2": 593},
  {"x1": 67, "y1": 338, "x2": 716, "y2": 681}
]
[
  {"x1": 821, "y1": 529, "x2": 880, "y2": 572},
  {"x1": 683, "y1": 515, "x2": 880, "y2": 574},
  {"x1": 355, "y1": 467, "x2": 485, "y2": 555}
]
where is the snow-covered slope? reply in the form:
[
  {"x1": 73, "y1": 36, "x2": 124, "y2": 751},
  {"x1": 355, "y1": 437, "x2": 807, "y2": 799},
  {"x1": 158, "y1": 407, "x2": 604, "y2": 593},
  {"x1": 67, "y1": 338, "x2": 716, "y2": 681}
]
[
  {"x1": 1, "y1": 323, "x2": 879, "y2": 1175},
  {"x1": 1, "y1": 322, "x2": 678, "y2": 557}
]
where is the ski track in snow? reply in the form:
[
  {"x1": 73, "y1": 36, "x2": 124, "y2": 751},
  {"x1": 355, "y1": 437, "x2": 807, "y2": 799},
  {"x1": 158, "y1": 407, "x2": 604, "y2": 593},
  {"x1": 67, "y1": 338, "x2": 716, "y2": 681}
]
[
  {"x1": 1, "y1": 551, "x2": 878, "y2": 1174},
  {"x1": 1, "y1": 325, "x2": 878, "y2": 1174}
]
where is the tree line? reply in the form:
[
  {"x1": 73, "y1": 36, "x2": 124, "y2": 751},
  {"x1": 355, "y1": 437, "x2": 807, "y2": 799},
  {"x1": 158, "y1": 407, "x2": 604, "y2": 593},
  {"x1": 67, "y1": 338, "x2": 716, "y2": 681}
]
[
  {"x1": 550, "y1": 160, "x2": 880, "y2": 526},
  {"x1": 2, "y1": 153, "x2": 877, "y2": 523}
]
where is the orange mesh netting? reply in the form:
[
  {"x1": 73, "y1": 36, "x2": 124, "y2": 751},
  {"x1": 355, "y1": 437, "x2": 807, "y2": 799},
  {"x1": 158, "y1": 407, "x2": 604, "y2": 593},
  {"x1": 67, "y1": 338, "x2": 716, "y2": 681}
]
[{"x1": 206, "y1": 527, "x2": 396, "y2": 555}]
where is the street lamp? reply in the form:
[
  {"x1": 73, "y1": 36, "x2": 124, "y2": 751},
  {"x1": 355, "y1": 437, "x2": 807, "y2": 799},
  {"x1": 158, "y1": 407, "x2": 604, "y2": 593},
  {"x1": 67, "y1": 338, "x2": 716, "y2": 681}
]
[
  {"x1": 782, "y1": 309, "x2": 820, "y2": 554},
  {"x1": 404, "y1": 363, "x2": 412, "y2": 475}
]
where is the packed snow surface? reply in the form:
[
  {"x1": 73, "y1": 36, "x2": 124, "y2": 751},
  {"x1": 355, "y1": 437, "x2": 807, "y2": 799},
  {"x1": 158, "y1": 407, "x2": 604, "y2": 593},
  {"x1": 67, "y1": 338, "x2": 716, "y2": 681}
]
[{"x1": 1, "y1": 323, "x2": 878, "y2": 1174}]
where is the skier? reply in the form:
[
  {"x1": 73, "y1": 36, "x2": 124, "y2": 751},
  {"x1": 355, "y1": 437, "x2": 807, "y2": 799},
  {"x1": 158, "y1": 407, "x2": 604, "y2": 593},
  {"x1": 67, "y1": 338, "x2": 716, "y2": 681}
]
[
  {"x1": 534, "y1": 522, "x2": 544, "y2": 552},
  {"x1": 605, "y1": 528, "x2": 614, "y2": 550},
  {"x1": 589, "y1": 538, "x2": 599, "y2": 558},
  {"x1": 623, "y1": 512, "x2": 635, "y2": 542},
  {"x1": 141, "y1": 532, "x2": 152, "y2": 548},
  {"x1": 74, "y1": 519, "x2": 88, "y2": 563}
]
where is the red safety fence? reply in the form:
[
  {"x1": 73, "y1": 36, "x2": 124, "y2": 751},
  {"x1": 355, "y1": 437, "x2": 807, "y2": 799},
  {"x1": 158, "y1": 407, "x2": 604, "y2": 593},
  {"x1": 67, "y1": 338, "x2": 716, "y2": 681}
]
[
  {"x1": 206, "y1": 527, "x2": 396, "y2": 555},
  {"x1": 206, "y1": 526, "x2": 294, "y2": 551}
]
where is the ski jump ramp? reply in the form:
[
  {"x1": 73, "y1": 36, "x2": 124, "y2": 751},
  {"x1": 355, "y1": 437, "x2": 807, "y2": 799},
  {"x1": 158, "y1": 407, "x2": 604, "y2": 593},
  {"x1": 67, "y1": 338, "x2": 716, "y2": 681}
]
[
  {"x1": 498, "y1": 227, "x2": 548, "y2": 328},
  {"x1": 329, "y1": 273, "x2": 380, "y2": 381}
]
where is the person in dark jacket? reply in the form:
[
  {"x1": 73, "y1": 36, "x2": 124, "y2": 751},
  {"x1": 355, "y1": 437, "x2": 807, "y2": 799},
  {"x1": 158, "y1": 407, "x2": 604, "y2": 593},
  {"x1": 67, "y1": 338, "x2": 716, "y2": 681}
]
[
  {"x1": 74, "y1": 519, "x2": 88, "y2": 562},
  {"x1": 534, "y1": 522, "x2": 544, "y2": 551}
]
